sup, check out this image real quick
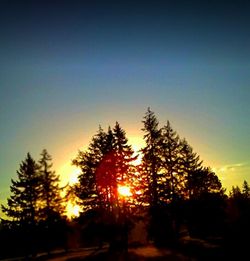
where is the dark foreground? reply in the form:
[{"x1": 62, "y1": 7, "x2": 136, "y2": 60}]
[{"x1": 32, "y1": 240, "x2": 226, "y2": 261}]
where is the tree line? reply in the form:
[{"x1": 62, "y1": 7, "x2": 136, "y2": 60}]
[
  {"x1": 0, "y1": 150, "x2": 67, "y2": 257},
  {"x1": 0, "y1": 108, "x2": 249, "y2": 259}
]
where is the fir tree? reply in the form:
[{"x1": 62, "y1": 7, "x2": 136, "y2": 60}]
[
  {"x1": 242, "y1": 180, "x2": 250, "y2": 199},
  {"x1": 38, "y1": 149, "x2": 64, "y2": 220},
  {"x1": 38, "y1": 149, "x2": 65, "y2": 252},
  {"x1": 73, "y1": 123, "x2": 136, "y2": 213},
  {"x1": 179, "y1": 139, "x2": 203, "y2": 199},
  {"x1": 113, "y1": 122, "x2": 135, "y2": 184},
  {"x1": 1, "y1": 153, "x2": 40, "y2": 255},
  {"x1": 112, "y1": 122, "x2": 136, "y2": 205},
  {"x1": 73, "y1": 126, "x2": 107, "y2": 211},
  {"x1": 141, "y1": 108, "x2": 162, "y2": 207},
  {"x1": 2, "y1": 153, "x2": 40, "y2": 226},
  {"x1": 160, "y1": 121, "x2": 181, "y2": 202}
]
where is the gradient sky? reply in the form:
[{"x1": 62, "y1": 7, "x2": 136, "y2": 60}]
[{"x1": 1, "y1": 0, "x2": 250, "y2": 209}]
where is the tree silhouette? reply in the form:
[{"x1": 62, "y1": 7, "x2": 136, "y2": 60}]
[
  {"x1": 242, "y1": 180, "x2": 250, "y2": 199},
  {"x1": 73, "y1": 123, "x2": 137, "y2": 251},
  {"x1": 38, "y1": 149, "x2": 66, "y2": 252},
  {"x1": 160, "y1": 121, "x2": 182, "y2": 203},
  {"x1": 226, "y1": 181, "x2": 250, "y2": 258},
  {"x1": 141, "y1": 108, "x2": 162, "y2": 207},
  {"x1": 73, "y1": 126, "x2": 111, "y2": 211},
  {"x1": 73, "y1": 123, "x2": 136, "y2": 212},
  {"x1": 139, "y1": 109, "x2": 226, "y2": 245},
  {"x1": 1, "y1": 153, "x2": 41, "y2": 255},
  {"x1": 39, "y1": 149, "x2": 65, "y2": 219},
  {"x1": 0, "y1": 108, "x2": 237, "y2": 258},
  {"x1": 179, "y1": 139, "x2": 203, "y2": 199},
  {"x1": 2, "y1": 153, "x2": 40, "y2": 225}
]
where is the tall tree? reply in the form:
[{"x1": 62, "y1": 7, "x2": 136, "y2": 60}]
[
  {"x1": 179, "y1": 139, "x2": 203, "y2": 199},
  {"x1": 160, "y1": 121, "x2": 181, "y2": 203},
  {"x1": 73, "y1": 123, "x2": 136, "y2": 213},
  {"x1": 141, "y1": 108, "x2": 162, "y2": 207},
  {"x1": 2, "y1": 153, "x2": 40, "y2": 225},
  {"x1": 38, "y1": 149, "x2": 64, "y2": 220},
  {"x1": 73, "y1": 123, "x2": 137, "y2": 251},
  {"x1": 1, "y1": 153, "x2": 40, "y2": 255},
  {"x1": 112, "y1": 122, "x2": 136, "y2": 204},
  {"x1": 73, "y1": 126, "x2": 107, "y2": 211},
  {"x1": 113, "y1": 122, "x2": 135, "y2": 184},
  {"x1": 38, "y1": 149, "x2": 66, "y2": 252}
]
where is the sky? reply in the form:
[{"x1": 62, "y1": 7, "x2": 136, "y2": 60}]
[{"x1": 1, "y1": 0, "x2": 250, "y2": 209}]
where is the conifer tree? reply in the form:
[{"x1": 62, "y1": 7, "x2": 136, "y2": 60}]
[
  {"x1": 113, "y1": 122, "x2": 135, "y2": 184},
  {"x1": 160, "y1": 121, "x2": 181, "y2": 202},
  {"x1": 38, "y1": 149, "x2": 65, "y2": 252},
  {"x1": 242, "y1": 180, "x2": 250, "y2": 199},
  {"x1": 141, "y1": 108, "x2": 162, "y2": 207},
  {"x1": 2, "y1": 153, "x2": 40, "y2": 226},
  {"x1": 179, "y1": 139, "x2": 203, "y2": 199},
  {"x1": 73, "y1": 126, "x2": 107, "y2": 211},
  {"x1": 38, "y1": 149, "x2": 64, "y2": 220},
  {"x1": 1, "y1": 153, "x2": 40, "y2": 255},
  {"x1": 112, "y1": 122, "x2": 136, "y2": 205},
  {"x1": 73, "y1": 123, "x2": 136, "y2": 212}
]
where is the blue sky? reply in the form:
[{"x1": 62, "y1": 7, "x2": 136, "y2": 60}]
[{"x1": 1, "y1": 0, "x2": 250, "y2": 207}]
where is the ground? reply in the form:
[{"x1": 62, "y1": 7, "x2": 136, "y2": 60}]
[{"x1": 34, "y1": 245, "x2": 191, "y2": 261}]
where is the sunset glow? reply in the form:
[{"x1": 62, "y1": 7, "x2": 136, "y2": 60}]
[
  {"x1": 130, "y1": 137, "x2": 144, "y2": 166},
  {"x1": 66, "y1": 202, "x2": 81, "y2": 219},
  {"x1": 69, "y1": 168, "x2": 81, "y2": 185},
  {"x1": 118, "y1": 185, "x2": 132, "y2": 197},
  {"x1": 59, "y1": 162, "x2": 80, "y2": 187}
]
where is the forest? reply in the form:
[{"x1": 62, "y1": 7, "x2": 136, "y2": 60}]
[{"x1": 1, "y1": 108, "x2": 250, "y2": 260}]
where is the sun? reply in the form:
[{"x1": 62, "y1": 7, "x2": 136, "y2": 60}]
[
  {"x1": 66, "y1": 202, "x2": 81, "y2": 219},
  {"x1": 118, "y1": 185, "x2": 132, "y2": 197}
]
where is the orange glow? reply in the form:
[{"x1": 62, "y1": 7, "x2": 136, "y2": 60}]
[
  {"x1": 135, "y1": 189, "x2": 142, "y2": 195},
  {"x1": 118, "y1": 185, "x2": 132, "y2": 197}
]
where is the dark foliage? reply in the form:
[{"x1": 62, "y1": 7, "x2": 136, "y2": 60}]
[
  {"x1": 1, "y1": 151, "x2": 67, "y2": 258},
  {"x1": 225, "y1": 181, "x2": 250, "y2": 258},
  {"x1": 1, "y1": 109, "x2": 249, "y2": 260},
  {"x1": 38, "y1": 149, "x2": 66, "y2": 252}
]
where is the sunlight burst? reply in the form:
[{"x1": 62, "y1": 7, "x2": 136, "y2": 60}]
[
  {"x1": 69, "y1": 168, "x2": 81, "y2": 185},
  {"x1": 66, "y1": 202, "x2": 81, "y2": 219},
  {"x1": 118, "y1": 185, "x2": 132, "y2": 197}
]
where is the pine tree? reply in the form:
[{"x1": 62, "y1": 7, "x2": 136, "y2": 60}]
[
  {"x1": 141, "y1": 108, "x2": 162, "y2": 207},
  {"x1": 38, "y1": 149, "x2": 65, "y2": 252},
  {"x1": 160, "y1": 121, "x2": 181, "y2": 203},
  {"x1": 95, "y1": 126, "x2": 117, "y2": 211},
  {"x1": 38, "y1": 149, "x2": 64, "y2": 220},
  {"x1": 73, "y1": 123, "x2": 137, "y2": 251},
  {"x1": 73, "y1": 123, "x2": 136, "y2": 213},
  {"x1": 230, "y1": 185, "x2": 242, "y2": 199},
  {"x1": 112, "y1": 122, "x2": 136, "y2": 205},
  {"x1": 179, "y1": 139, "x2": 203, "y2": 199},
  {"x1": 113, "y1": 122, "x2": 135, "y2": 184},
  {"x1": 1, "y1": 153, "x2": 40, "y2": 255},
  {"x1": 73, "y1": 126, "x2": 107, "y2": 211},
  {"x1": 242, "y1": 180, "x2": 250, "y2": 199},
  {"x1": 2, "y1": 153, "x2": 40, "y2": 226}
]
